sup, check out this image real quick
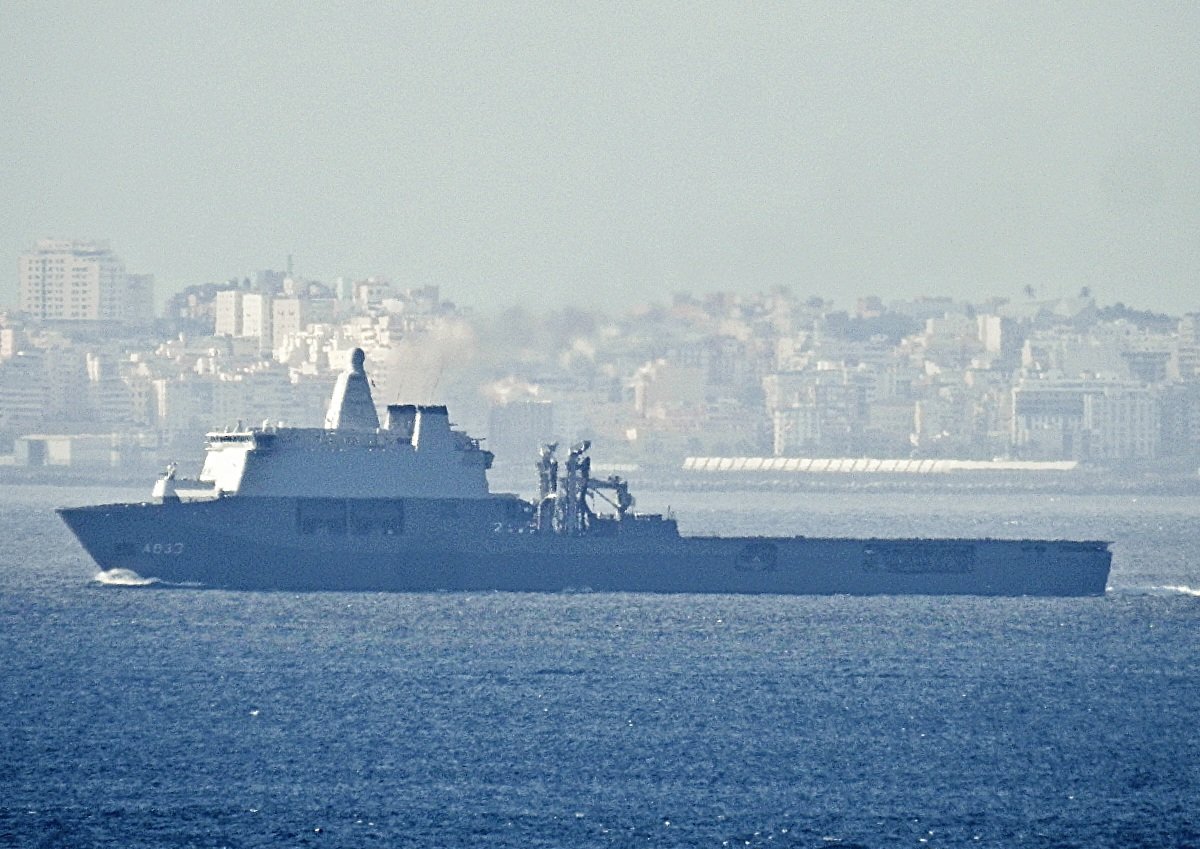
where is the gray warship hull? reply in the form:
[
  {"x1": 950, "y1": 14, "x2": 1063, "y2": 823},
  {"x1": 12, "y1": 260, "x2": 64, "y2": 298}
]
[
  {"x1": 55, "y1": 351, "x2": 1113, "y2": 596},
  {"x1": 58, "y1": 497, "x2": 1111, "y2": 596}
]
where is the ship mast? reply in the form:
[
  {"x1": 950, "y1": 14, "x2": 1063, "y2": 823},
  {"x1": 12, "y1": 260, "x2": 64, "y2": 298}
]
[{"x1": 535, "y1": 441, "x2": 633, "y2": 535}]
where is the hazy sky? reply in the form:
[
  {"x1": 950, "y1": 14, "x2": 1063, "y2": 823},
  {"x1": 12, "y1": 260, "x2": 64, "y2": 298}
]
[{"x1": 2, "y1": 2, "x2": 1198, "y2": 314}]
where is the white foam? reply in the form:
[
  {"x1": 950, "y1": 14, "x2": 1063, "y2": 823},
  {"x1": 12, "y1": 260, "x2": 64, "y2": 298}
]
[
  {"x1": 94, "y1": 568, "x2": 158, "y2": 587},
  {"x1": 1153, "y1": 585, "x2": 1200, "y2": 597},
  {"x1": 1118, "y1": 584, "x2": 1200, "y2": 598}
]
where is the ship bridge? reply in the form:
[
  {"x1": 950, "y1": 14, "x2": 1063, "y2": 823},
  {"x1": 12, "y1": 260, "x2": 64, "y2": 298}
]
[{"x1": 197, "y1": 349, "x2": 493, "y2": 499}]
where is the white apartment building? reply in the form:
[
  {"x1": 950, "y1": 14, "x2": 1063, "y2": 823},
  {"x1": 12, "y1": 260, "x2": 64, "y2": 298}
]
[
  {"x1": 84, "y1": 353, "x2": 135, "y2": 427},
  {"x1": 212, "y1": 289, "x2": 274, "y2": 350},
  {"x1": 1021, "y1": 327, "x2": 1128, "y2": 378},
  {"x1": 271, "y1": 297, "x2": 307, "y2": 349},
  {"x1": 353, "y1": 277, "x2": 391, "y2": 306},
  {"x1": 241, "y1": 293, "x2": 272, "y2": 349},
  {"x1": 1084, "y1": 385, "x2": 1160, "y2": 459},
  {"x1": 1011, "y1": 379, "x2": 1159, "y2": 460},
  {"x1": 772, "y1": 405, "x2": 821, "y2": 454},
  {"x1": 0, "y1": 351, "x2": 48, "y2": 432},
  {"x1": 214, "y1": 289, "x2": 243, "y2": 336},
  {"x1": 19, "y1": 239, "x2": 152, "y2": 324}
]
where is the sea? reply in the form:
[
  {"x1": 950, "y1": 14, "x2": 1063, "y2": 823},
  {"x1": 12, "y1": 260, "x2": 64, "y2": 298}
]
[{"x1": 1, "y1": 484, "x2": 1198, "y2": 848}]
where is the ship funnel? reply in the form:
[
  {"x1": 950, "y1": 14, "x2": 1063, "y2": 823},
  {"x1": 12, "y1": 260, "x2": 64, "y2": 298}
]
[
  {"x1": 324, "y1": 348, "x2": 380, "y2": 431},
  {"x1": 412, "y1": 405, "x2": 453, "y2": 451},
  {"x1": 384, "y1": 404, "x2": 418, "y2": 439}
]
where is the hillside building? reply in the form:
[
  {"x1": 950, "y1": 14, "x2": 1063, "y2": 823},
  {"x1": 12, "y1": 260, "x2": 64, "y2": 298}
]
[{"x1": 18, "y1": 239, "x2": 152, "y2": 325}]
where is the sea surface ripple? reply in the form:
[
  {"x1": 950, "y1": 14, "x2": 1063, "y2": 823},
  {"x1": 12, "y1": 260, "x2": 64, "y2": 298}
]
[{"x1": 1, "y1": 485, "x2": 1198, "y2": 848}]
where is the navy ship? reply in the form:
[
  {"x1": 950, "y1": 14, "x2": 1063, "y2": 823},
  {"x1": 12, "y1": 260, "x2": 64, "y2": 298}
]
[{"x1": 59, "y1": 350, "x2": 1111, "y2": 595}]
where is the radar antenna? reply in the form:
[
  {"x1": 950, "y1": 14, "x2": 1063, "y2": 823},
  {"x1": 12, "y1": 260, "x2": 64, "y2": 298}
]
[{"x1": 535, "y1": 440, "x2": 634, "y2": 534}]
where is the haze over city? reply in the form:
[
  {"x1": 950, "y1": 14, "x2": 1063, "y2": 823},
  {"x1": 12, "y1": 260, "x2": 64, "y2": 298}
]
[
  {"x1": 6, "y1": 11, "x2": 1200, "y2": 845},
  {"x1": 3, "y1": 3, "x2": 1198, "y2": 315}
]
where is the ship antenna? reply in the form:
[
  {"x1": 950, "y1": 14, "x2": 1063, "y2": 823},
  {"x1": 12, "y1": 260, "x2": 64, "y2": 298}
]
[{"x1": 427, "y1": 361, "x2": 446, "y2": 400}]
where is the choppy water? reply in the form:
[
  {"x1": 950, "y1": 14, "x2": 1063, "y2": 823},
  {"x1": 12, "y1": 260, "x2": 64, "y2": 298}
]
[{"x1": 1, "y1": 485, "x2": 1198, "y2": 848}]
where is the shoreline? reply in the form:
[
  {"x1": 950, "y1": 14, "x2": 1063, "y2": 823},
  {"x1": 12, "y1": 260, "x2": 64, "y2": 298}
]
[{"x1": 7, "y1": 463, "x2": 1199, "y2": 497}]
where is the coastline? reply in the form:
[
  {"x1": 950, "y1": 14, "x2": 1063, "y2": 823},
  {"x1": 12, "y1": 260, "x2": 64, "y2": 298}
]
[
  {"x1": 7, "y1": 458, "x2": 1198, "y2": 497},
  {"x1": 489, "y1": 464, "x2": 1200, "y2": 498}
]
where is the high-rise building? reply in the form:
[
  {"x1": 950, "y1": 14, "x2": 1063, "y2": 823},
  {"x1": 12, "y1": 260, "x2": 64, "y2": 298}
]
[
  {"x1": 241, "y1": 292, "x2": 272, "y2": 349},
  {"x1": 1011, "y1": 379, "x2": 1159, "y2": 460},
  {"x1": 18, "y1": 239, "x2": 153, "y2": 324},
  {"x1": 271, "y1": 297, "x2": 306, "y2": 349},
  {"x1": 214, "y1": 289, "x2": 244, "y2": 336}
]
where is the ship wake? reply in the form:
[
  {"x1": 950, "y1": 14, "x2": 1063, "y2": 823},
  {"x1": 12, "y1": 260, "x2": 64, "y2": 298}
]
[
  {"x1": 1152, "y1": 585, "x2": 1200, "y2": 597},
  {"x1": 1117, "y1": 584, "x2": 1200, "y2": 598},
  {"x1": 94, "y1": 568, "x2": 159, "y2": 587}
]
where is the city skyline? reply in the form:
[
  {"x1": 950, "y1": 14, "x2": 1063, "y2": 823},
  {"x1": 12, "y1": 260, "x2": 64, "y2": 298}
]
[
  {"x1": 4, "y1": 234, "x2": 1195, "y2": 322},
  {"x1": 3, "y1": 4, "x2": 1199, "y2": 315},
  {"x1": 4, "y1": 262, "x2": 1199, "y2": 474}
]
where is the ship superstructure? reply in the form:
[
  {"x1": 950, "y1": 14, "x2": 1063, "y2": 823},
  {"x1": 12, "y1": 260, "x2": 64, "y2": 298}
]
[
  {"x1": 157, "y1": 348, "x2": 493, "y2": 502},
  {"x1": 59, "y1": 350, "x2": 1112, "y2": 595}
]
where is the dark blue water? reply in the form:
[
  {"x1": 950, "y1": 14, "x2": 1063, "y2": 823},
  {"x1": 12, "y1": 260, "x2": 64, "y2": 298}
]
[{"x1": 2, "y1": 485, "x2": 1198, "y2": 848}]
